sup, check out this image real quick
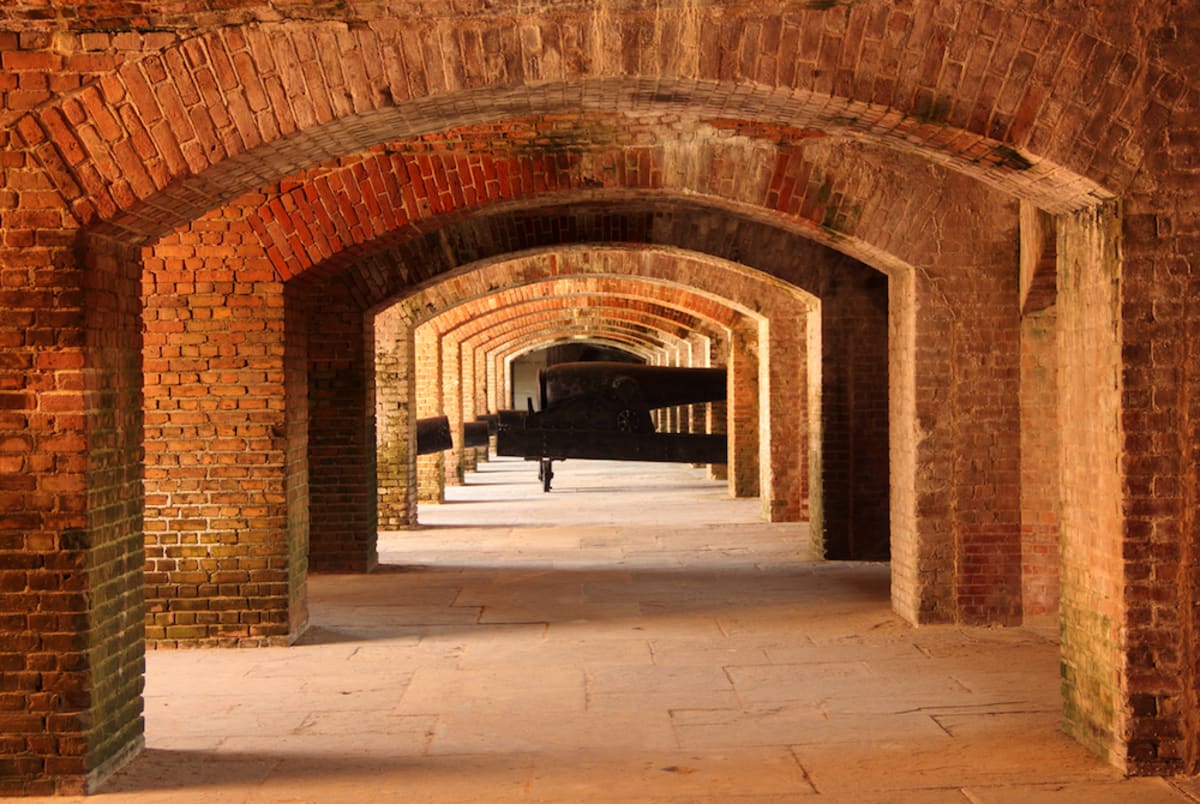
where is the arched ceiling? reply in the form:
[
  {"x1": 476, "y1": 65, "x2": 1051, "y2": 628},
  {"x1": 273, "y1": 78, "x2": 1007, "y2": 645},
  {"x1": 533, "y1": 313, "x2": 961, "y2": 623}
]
[
  {"x1": 473, "y1": 317, "x2": 683, "y2": 361},
  {"x1": 29, "y1": 14, "x2": 1138, "y2": 240},
  {"x1": 390, "y1": 247, "x2": 812, "y2": 330},
  {"x1": 503, "y1": 335, "x2": 659, "y2": 366},
  {"x1": 432, "y1": 298, "x2": 712, "y2": 348},
  {"x1": 51, "y1": 2, "x2": 1166, "y2": 375},
  {"x1": 426, "y1": 277, "x2": 747, "y2": 337}
]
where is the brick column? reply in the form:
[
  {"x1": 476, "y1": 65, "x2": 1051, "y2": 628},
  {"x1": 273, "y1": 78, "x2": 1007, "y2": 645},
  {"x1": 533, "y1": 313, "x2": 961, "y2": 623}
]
[
  {"x1": 1116, "y1": 191, "x2": 1200, "y2": 775},
  {"x1": 375, "y1": 312, "x2": 417, "y2": 529},
  {"x1": 414, "y1": 325, "x2": 444, "y2": 503},
  {"x1": 706, "y1": 332, "x2": 729, "y2": 481},
  {"x1": 726, "y1": 317, "x2": 760, "y2": 498},
  {"x1": 1055, "y1": 203, "x2": 1127, "y2": 766},
  {"x1": 474, "y1": 346, "x2": 494, "y2": 459},
  {"x1": 760, "y1": 311, "x2": 809, "y2": 523},
  {"x1": 460, "y1": 343, "x2": 482, "y2": 469},
  {"x1": 890, "y1": 181, "x2": 1022, "y2": 627},
  {"x1": 1, "y1": 233, "x2": 147, "y2": 794},
  {"x1": 495, "y1": 352, "x2": 509, "y2": 412},
  {"x1": 441, "y1": 332, "x2": 465, "y2": 485},
  {"x1": 301, "y1": 280, "x2": 377, "y2": 573},
  {"x1": 142, "y1": 255, "x2": 303, "y2": 646},
  {"x1": 668, "y1": 345, "x2": 685, "y2": 433},
  {"x1": 819, "y1": 262, "x2": 890, "y2": 560}
]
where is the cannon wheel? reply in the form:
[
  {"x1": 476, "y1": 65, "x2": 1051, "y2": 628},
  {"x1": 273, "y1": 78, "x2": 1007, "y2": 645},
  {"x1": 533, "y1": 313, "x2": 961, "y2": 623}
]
[{"x1": 539, "y1": 458, "x2": 554, "y2": 492}]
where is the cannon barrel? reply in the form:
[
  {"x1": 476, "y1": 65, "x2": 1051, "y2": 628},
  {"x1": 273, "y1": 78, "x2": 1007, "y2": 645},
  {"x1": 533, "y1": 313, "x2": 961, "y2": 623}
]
[
  {"x1": 462, "y1": 420, "x2": 490, "y2": 448},
  {"x1": 415, "y1": 415, "x2": 453, "y2": 455},
  {"x1": 539, "y1": 361, "x2": 726, "y2": 411},
  {"x1": 474, "y1": 413, "x2": 499, "y2": 435},
  {"x1": 497, "y1": 409, "x2": 530, "y2": 429},
  {"x1": 496, "y1": 361, "x2": 728, "y2": 466}
]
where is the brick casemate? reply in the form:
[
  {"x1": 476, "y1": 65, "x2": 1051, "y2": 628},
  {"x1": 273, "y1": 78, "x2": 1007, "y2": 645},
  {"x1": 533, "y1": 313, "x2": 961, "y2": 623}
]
[{"x1": 1, "y1": 1, "x2": 1196, "y2": 794}]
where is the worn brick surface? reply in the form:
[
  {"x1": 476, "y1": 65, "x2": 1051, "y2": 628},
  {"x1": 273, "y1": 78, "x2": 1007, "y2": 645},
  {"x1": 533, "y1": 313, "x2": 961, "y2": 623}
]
[{"x1": 1, "y1": 0, "x2": 1197, "y2": 794}]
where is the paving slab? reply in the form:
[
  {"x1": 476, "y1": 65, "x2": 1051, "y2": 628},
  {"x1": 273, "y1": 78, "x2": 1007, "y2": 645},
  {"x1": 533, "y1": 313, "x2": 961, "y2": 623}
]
[{"x1": 29, "y1": 458, "x2": 1200, "y2": 803}]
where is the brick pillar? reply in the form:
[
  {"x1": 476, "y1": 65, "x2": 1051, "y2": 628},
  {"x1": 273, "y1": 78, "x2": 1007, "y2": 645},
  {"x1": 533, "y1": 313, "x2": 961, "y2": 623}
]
[
  {"x1": 1118, "y1": 189, "x2": 1200, "y2": 774},
  {"x1": 706, "y1": 332, "x2": 729, "y2": 481},
  {"x1": 891, "y1": 180, "x2": 1022, "y2": 627},
  {"x1": 819, "y1": 262, "x2": 890, "y2": 560},
  {"x1": 142, "y1": 254, "x2": 303, "y2": 646},
  {"x1": 441, "y1": 333, "x2": 465, "y2": 485},
  {"x1": 1, "y1": 232, "x2": 147, "y2": 794},
  {"x1": 727, "y1": 317, "x2": 759, "y2": 498},
  {"x1": 1018, "y1": 203, "x2": 1060, "y2": 615},
  {"x1": 415, "y1": 325, "x2": 444, "y2": 503},
  {"x1": 301, "y1": 279, "x2": 377, "y2": 573},
  {"x1": 889, "y1": 266, "x2": 921, "y2": 622},
  {"x1": 669, "y1": 345, "x2": 685, "y2": 433},
  {"x1": 283, "y1": 287, "x2": 311, "y2": 636},
  {"x1": 686, "y1": 334, "x2": 708, "y2": 438},
  {"x1": 494, "y1": 352, "x2": 507, "y2": 412},
  {"x1": 760, "y1": 310, "x2": 809, "y2": 523},
  {"x1": 375, "y1": 312, "x2": 416, "y2": 529},
  {"x1": 1056, "y1": 203, "x2": 1127, "y2": 766},
  {"x1": 474, "y1": 346, "x2": 494, "y2": 460},
  {"x1": 460, "y1": 344, "x2": 482, "y2": 469}
]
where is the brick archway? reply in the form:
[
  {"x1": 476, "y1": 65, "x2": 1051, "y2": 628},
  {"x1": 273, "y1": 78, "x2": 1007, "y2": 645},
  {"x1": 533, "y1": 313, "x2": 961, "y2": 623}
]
[
  {"x1": 372, "y1": 248, "x2": 819, "y2": 528},
  {"x1": 3, "y1": 4, "x2": 1197, "y2": 793},
  {"x1": 416, "y1": 285, "x2": 733, "y2": 491}
]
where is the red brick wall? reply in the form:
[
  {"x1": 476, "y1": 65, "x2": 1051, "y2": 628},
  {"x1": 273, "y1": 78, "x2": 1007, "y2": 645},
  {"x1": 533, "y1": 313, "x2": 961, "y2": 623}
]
[
  {"x1": 79, "y1": 236, "x2": 145, "y2": 793},
  {"x1": 414, "y1": 324, "x2": 444, "y2": 503},
  {"x1": 1057, "y1": 203, "x2": 1125, "y2": 767},
  {"x1": 2, "y1": 0, "x2": 1197, "y2": 791},
  {"x1": 373, "y1": 308, "x2": 416, "y2": 530},
  {"x1": 819, "y1": 260, "x2": 890, "y2": 561},
  {"x1": 1017, "y1": 202, "x2": 1061, "y2": 620},
  {"x1": 141, "y1": 223, "x2": 298, "y2": 646},
  {"x1": 295, "y1": 276, "x2": 375, "y2": 573},
  {"x1": 1019, "y1": 307, "x2": 1060, "y2": 617}
]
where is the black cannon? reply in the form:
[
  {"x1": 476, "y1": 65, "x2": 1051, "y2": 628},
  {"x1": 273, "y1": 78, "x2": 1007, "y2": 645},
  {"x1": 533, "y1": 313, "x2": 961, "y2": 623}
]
[
  {"x1": 462, "y1": 420, "x2": 491, "y2": 448},
  {"x1": 496, "y1": 362, "x2": 727, "y2": 489},
  {"x1": 475, "y1": 413, "x2": 500, "y2": 435},
  {"x1": 415, "y1": 415, "x2": 453, "y2": 455}
]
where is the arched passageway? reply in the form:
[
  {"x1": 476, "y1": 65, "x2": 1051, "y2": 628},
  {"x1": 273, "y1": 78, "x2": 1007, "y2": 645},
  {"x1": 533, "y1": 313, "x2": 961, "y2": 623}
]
[{"x1": 2, "y1": 2, "x2": 1197, "y2": 794}]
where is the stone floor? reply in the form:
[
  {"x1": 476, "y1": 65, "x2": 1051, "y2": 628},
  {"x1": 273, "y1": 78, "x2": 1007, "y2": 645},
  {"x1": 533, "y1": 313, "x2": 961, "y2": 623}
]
[{"x1": 49, "y1": 458, "x2": 1200, "y2": 802}]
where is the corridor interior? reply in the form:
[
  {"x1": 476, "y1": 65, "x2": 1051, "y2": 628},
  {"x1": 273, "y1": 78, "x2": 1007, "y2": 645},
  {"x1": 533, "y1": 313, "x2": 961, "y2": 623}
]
[{"x1": 49, "y1": 459, "x2": 1192, "y2": 802}]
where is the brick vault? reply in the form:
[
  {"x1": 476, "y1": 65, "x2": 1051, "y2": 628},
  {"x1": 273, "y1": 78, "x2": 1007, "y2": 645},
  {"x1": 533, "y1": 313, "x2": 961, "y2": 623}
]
[{"x1": 0, "y1": 0, "x2": 1197, "y2": 794}]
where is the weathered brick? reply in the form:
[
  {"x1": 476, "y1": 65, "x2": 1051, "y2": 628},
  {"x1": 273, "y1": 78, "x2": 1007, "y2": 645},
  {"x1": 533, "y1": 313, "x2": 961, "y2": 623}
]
[{"x1": 1, "y1": 1, "x2": 1198, "y2": 795}]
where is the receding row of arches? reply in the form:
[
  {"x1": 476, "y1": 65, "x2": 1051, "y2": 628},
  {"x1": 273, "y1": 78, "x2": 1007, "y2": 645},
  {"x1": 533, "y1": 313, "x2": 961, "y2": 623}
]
[
  {"x1": 76, "y1": 118, "x2": 1125, "y2": 792},
  {"x1": 6, "y1": 5, "x2": 1195, "y2": 793}
]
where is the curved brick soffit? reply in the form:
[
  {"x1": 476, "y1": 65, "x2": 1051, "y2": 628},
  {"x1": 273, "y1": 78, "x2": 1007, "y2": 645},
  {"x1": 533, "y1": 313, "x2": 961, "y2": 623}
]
[
  {"x1": 435, "y1": 297, "x2": 711, "y2": 351},
  {"x1": 404, "y1": 271, "x2": 748, "y2": 374},
  {"x1": 436, "y1": 303, "x2": 712, "y2": 366},
  {"x1": 455, "y1": 308, "x2": 693, "y2": 352},
  {"x1": 14, "y1": 8, "x2": 1152, "y2": 244},
  {"x1": 429, "y1": 280, "x2": 740, "y2": 347},
  {"x1": 504, "y1": 338, "x2": 658, "y2": 365},
  {"x1": 481, "y1": 320, "x2": 679, "y2": 363},
  {"x1": 229, "y1": 135, "x2": 921, "y2": 308},
  {"x1": 388, "y1": 247, "x2": 811, "y2": 331},
  {"x1": 418, "y1": 272, "x2": 768, "y2": 367}
]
